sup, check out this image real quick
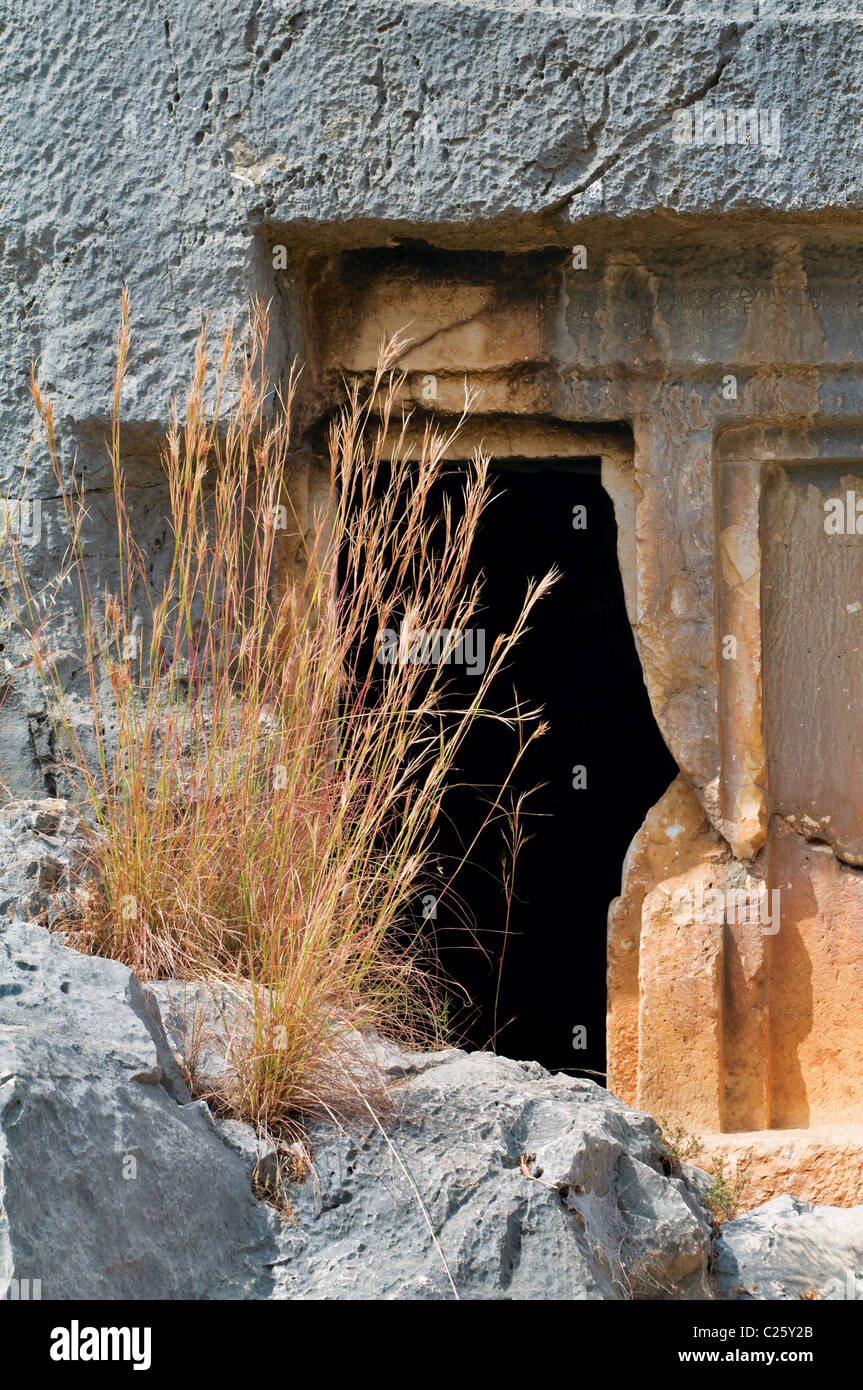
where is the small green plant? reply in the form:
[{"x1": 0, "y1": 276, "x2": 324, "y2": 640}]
[
  {"x1": 656, "y1": 1116, "x2": 703, "y2": 1176},
  {"x1": 700, "y1": 1156, "x2": 747, "y2": 1228}
]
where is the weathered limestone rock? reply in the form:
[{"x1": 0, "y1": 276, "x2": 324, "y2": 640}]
[
  {"x1": 145, "y1": 978, "x2": 269, "y2": 1096},
  {"x1": 1, "y1": 916, "x2": 714, "y2": 1300},
  {"x1": 7, "y1": 0, "x2": 862, "y2": 479},
  {"x1": 0, "y1": 917, "x2": 280, "y2": 1299},
  {"x1": 0, "y1": 798, "x2": 90, "y2": 926},
  {"x1": 270, "y1": 1049, "x2": 714, "y2": 1301},
  {"x1": 715, "y1": 1196, "x2": 863, "y2": 1301}
]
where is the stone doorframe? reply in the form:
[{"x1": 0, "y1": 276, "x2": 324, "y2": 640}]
[
  {"x1": 380, "y1": 414, "x2": 633, "y2": 494},
  {"x1": 277, "y1": 413, "x2": 635, "y2": 614}
]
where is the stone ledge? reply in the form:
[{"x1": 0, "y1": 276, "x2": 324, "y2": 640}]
[{"x1": 694, "y1": 1127, "x2": 863, "y2": 1211}]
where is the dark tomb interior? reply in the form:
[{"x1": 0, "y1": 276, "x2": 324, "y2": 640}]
[
  {"x1": 344, "y1": 457, "x2": 676, "y2": 1079},
  {"x1": 420, "y1": 463, "x2": 677, "y2": 1078}
]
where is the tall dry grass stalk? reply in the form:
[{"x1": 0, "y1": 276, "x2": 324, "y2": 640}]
[{"x1": 12, "y1": 294, "x2": 554, "y2": 1135}]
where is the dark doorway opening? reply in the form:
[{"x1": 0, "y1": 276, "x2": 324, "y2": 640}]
[{"x1": 428, "y1": 462, "x2": 677, "y2": 1079}]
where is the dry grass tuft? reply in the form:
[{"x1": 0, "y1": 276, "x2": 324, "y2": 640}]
[{"x1": 10, "y1": 295, "x2": 553, "y2": 1137}]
